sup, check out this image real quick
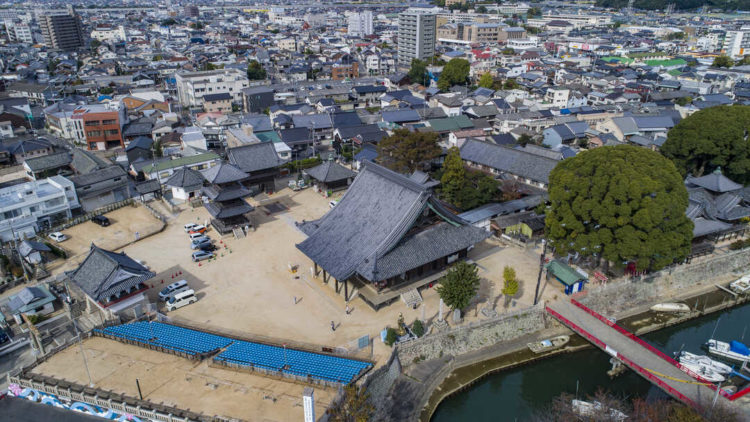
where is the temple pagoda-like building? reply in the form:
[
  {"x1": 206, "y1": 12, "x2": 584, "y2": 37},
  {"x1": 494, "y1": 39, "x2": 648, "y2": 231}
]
[{"x1": 201, "y1": 163, "x2": 254, "y2": 234}]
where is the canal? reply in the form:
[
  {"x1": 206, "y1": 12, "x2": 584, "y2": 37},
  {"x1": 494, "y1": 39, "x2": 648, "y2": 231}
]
[{"x1": 432, "y1": 300, "x2": 750, "y2": 421}]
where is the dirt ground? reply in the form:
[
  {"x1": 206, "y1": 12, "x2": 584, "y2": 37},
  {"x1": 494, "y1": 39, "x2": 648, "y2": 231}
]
[
  {"x1": 111, "y1": 188, "x2": 555, "y2": 366},
  {"x1": 31, "y1": 336, "x2": 335, "y2": 422},
  {"x1": 52, "y1": 205, "x2": 165, "y2": 268}
]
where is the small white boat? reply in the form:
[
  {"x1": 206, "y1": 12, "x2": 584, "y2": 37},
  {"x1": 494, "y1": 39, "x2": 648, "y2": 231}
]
[
  {"x1": 572, "y1": 399, "x2": 627, "y2": 420},
  {"x1": 528, "y1": 335, "x2": 569, "y2": 354},
  {"x1": 678, "y1": 351, "x2": 733, "y2": 374},
  {"x1": 730, "y1": 275, "x2": 750, "y2": 294},
  {"x1": 650, "y1": 303, "x2": 691, "y2": 313},
  {"x1": 705, "y1": 339, "x2": 750, "y2": 363},
  {"x1": 679, "y1": 361, "x2": 726, "y2": 383}
]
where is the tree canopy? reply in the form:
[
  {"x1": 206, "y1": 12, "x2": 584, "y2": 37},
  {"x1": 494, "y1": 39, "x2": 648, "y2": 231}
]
[
  {"x1": 478, "y1": 73, "x2": 494, "y2": 89},
  {"x1": 246, "y1": 60, "x2": 266, "y2": 80},
  {"x1": 661, "y1": 105, "x2": 750, "y2": 184},
  {"x1": 437, "y1": 261, "x2": 480, "y2": 311},
  {"x1": 407, "y1": 58, "x2": 428, "y2": 85},
  {"x1": 437, "y1": 58, "x2": 470, "y2": 91},
  {"x1": 327, "y1": 384, "x2": 374, "y2": 422},
  {"x1": 713, "y1": 55, "x2": 734, "y2": 68},
  {"x1": 440, "y1": 147, "x2": 498, "y2": 210},
  {"x1": 376, "y1": 128, "x2": 441, "y2": 174},
  {"x1": 546, "y1": 145, "x2": 693, "y2": 271}
]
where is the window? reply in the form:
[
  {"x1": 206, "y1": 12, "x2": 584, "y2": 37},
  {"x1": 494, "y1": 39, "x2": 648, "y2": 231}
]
[
  {"x1": 102, "y1": 119, "x2": 116, "y2": 125},
  {"x1": 105, "y1": 129, "x2": 119, "y2": 136},
  {"x1": 87, "y1": 130, "x2": 102, "y2": 137},
  {"x1": 85, "y1": 120, "x2": 100, "y2": 126}
]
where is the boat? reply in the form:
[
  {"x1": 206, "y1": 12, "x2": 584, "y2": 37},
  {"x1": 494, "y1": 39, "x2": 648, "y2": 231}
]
[
  {"x1": 677, "y1": 351, "x2": 733, "y2": 374},
  {"x1": 571, "y1": 400, "x2": 627, "y2": 420},
  {"x1": 705, "y1": 339, "x2": 750, "y2": 363},
  {"x1": 650, "y1": 303, "x2": 691, "y2": 313},
  {"x1": 679, "y1": 361, "x2": 726, "y2": 383},
  {"x1": 730, "y1": 275, "x2": 750, "y2": 294},
  {"x1": 527, "y1": 335, "x2": 569, "y2": 354}
]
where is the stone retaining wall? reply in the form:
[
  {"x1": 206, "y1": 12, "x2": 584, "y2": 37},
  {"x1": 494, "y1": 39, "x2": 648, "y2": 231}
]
[
  {"x1": 580, "y1": 248, "x2": 750, "y2": 315},
  {"x1": 396, "y1": 303, "x2": 547, "y2": 365}
]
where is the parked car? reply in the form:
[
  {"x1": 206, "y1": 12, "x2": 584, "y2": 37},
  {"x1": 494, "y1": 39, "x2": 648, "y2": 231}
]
[
  {"x1": 166, "y1": 289, "x2": 197, "y2": 311},
  {"x1": 190, "y1": 237, "x2": 210, "y2": 248},
  {"x1": 184, "y1": 223, "x2": 200, "y2": 233},
  {"x1": 158, "y1": 280, "x2": 189, "y2": 301},
  {"x1": 91, "y1": 215, "x2": 110, "y2": 226},
  {"x1": 199, "y1": 243, "x2": 217, "y2": 252},
  {"x1": 189, "y1": 232, "x2": 207, "y2": 241},
  {"x1": 188, "y1": 225, "x2": 207, "y2": 234},
  {"x1": 329, "y1": 199, "x2": 339, "y2": 209},
  {"x1": 48, "y1": 232, "x2": 67, "y2": 242},
  {"x1": 192, "y1": 250, "x2": 214, "y2": 262},
  {"x1": 0, "y1": 330, "x2": 8, "y2": 344}
]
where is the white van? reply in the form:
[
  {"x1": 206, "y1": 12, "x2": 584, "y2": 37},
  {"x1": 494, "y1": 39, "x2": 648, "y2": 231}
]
[
  {"x1": 166, "y1": 289, "x2": 197, "y2": 311},
  {"x1": 158, "y1": 280, "x2": 188, "y2": 301},
  {"x1": 189, "y1": 232, "x2": 206, "y2": 241}
]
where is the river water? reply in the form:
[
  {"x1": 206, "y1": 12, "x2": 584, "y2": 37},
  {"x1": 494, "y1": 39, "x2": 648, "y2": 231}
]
[{"x1": 432, "y1": 301, "x2": 750, "y2": 421}]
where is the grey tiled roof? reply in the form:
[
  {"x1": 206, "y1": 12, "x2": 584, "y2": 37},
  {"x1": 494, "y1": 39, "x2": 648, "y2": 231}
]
[
  {"x1": 201, "y1": 163, "x2": 248, "y2": 184},
  {"x1": 202, "y1": 183, "x2": 252, "y2": 201},
  {"x1": 459, "y1": 139, "x2": 558, "y2": 185},
  {"x1": 359, "y1": 222, "x2": 489, "y2": 282},
  {"x1": 205, "y1": 199, "x2": 254, "y2": 219},
  {"x1": 304, "y1": 161, "x2": 356, "y2": 183},
  {"x1": 686, "y1": 170, "x2": 743, "y2": 193},
  {"x1": 71, "y1": 149, "x2": 108, "y2": 174},
  {"x1": 134, "y1": 179, "x2": 161, "y2": 195},
  {"x1": 24, "y1": 151, "x2": 72, "y2": 172},
  {"x1": 296, "y1": 162, "x2": 431, "y2": 281},
  {"x1": 69, "y1": 165, "x2": 127, "y2": 188},
  {"x1": 165, "y1": 167, "x2": 204, "y2": 189},
  {"x1": 68, "y1": 245, "x2": 154, "y2": 302},
  {"x1": 227, "y1": 142, "x2": 287, "y2": 173}
]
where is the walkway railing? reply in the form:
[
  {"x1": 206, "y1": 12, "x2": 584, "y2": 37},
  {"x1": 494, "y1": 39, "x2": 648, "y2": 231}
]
[
  {"x1": 570, "y1": 299, "x2": 729, "y2": 396},
  {"x1": 546, "y1": 305, "x2": 697, "y2": 407}
]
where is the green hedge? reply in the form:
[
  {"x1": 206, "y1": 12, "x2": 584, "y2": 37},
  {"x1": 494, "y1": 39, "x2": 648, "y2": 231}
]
[{"x1": 284, "y1": 156, "x2": 322, "y2": 173}]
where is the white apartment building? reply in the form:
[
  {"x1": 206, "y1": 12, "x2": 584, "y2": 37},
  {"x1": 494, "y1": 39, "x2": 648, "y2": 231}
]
[
  {"x1": 91, "y1": 24, "x2": 126, "y2": 42},
  {"x1": 398, "y1": 8, "x2": 437, "y2": 65},
  {"x1": 175, "y1": 68, "x2": 250, "y2": 108},
  {"x1": 43, "y1": 102, "x2": 86, "y2": 143},
  {"x1": 723, "y1": 28, "x2": 750, "y2": 58},
  {"x1": 545, "y1": 87, "x2": 570, "y2": 108},
  {"x1": 348, "y1": 11, "x2": 374, "y2": 37},
  {"x1": 0, "y1": 175, "x2": 79, "y2": 242},
  {"x1": 5, "y1": 20, "x2": 33, "y2": 44}
]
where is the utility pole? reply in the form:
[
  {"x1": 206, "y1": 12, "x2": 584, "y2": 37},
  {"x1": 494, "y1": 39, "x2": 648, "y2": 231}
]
[{"x1": 533, "y1": 239, "x2": 547, "y2": 305}]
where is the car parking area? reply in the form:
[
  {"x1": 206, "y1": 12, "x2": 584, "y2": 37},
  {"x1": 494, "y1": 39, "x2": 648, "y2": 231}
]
[{"x1": 52, "y1": 205, "x2": 165, "y2": 266}]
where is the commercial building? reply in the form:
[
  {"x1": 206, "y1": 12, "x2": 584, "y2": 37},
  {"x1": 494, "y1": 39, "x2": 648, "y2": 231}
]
[
  {"x1": 185, "y1": 5, "x2": 199, "y2": 18},
  {"x1": 90, "y1": 24, "x2": 126, "y2": 42},
  {"x1": 437, "y1": 22, "x2": 504, "y2": 44},
  {"x1": 39, "y1": 7, "x2": 85, "y2": 51},
  {"x1": 0, "y1": 175, "x2": 79, "y2": 242},
  {"x1": 723, "y1": 28, "x2": 750, "y2": 58},
  {"x1": 175, "y1": 69, "x2": 250, "y2": 108},
  {"x1": 398, "y1": 8, "x2": 437, "y2": 65},
  {"x1": 5, "y1": 20, "x2": 33, "y2": 44},
  {"x1": 348, "y1": 11, "x2": 374, "y2": 37},
  {"x1": 74, "y1": 102, "x2": 128, "y2": 151}
]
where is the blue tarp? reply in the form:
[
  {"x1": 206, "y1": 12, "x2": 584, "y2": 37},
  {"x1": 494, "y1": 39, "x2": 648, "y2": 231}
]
[{"x1": 730, "y1": 340, "x2": 750, "y2": 356}]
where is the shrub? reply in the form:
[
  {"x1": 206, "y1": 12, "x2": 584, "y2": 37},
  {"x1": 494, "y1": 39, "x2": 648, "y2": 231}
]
[
  {"x1": 412, "y1": 320, "x2": 425, "y2": 337},
  {"x1": 385, "y1": 327, "x2": 397, "y2": 346},
  {"x1": 729, "y1": 239, "x2": 750, "y2": 251},
  {"x1": 44, "y1": 242, "x2": 67, "y2": 259}
]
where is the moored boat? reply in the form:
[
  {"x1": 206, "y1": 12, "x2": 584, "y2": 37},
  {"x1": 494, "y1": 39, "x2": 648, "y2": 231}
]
[
  {"x1": 650, "y1": 303, "x2": 691, "y2": 313},
  {"x1": 677, "y1": 351, "x2": 733, "y2": 374},
  {"x1": 679, "y1": 361, "x2": 726, "y2": 383},
  {"x1": 705, "y1": 339, "x2": 750, "y2": 363},
  {"x1": 730, "y1": 275, "x2": 750, "y2": 294},
  {"x1": 528, "y1": 335, "x2": 570, "y2": 354}
]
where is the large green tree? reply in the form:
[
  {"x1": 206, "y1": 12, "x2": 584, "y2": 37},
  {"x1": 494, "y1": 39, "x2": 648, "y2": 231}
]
[
  {"x1": 437, "y1": 261, "x2": 480, "y2": 311},
  {"x1": 407, "y1": 58, "x2": 428, "y2": 85},
  {"x1": 661, "y1": 105, "x2": 750, "y2": 184},
  {"x1": 437, "y1": 58, "x2": 470, "y2": 91},
  {"x1": 246, "y1": 60, "x2": 266, "y2": 80},
  {"x1": 327, "y1": 384, "x2": 374, "y2": 422},
  {"x1": 478, "y1": 72, "x2": 494, "y2": 89},
  {"x1": 440, "y1": 147, "x2": 499, "y2": 210},
  {"x1": 376, "y1": 128, "x2": 441, "y2": 174},
  {"x1": 713, "y1": 55, "x2": 734, "y2": 68},
  {"x1": 546, "y1": 145, "x2": 693, "y2": 271}
]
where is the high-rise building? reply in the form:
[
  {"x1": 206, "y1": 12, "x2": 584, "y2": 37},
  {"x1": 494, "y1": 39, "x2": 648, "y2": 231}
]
[
  {"x1": 185, "y1": 5, "x2": 200, "y2": 18},
  {"x1": 348, "y1": 11, "x2": 373, "y2": 37},
  {"x1": 40, "y1": 6, "x2": 84, "y2": 51},
  {"x1": 723, "y1": 28, "x2": 750, "y2": 59},
  {"x1": 398, "y1": 8, "x2": 437, "y2": 65},
  {"x1": 5, "y1": 20, "x2": 33, "y2": 44}
]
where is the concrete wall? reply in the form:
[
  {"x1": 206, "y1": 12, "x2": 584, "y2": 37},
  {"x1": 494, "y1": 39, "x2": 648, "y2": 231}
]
[
  {"x1": 396, "y1": 303, "x2": 548, "y2": 365},
  {"x1": 580, "y1": 248, "x2": 750, "y2": 315}
]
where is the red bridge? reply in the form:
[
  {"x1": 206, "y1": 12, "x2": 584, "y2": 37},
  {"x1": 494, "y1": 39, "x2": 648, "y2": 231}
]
[{"x1": 546, "y1": 298, "x2": 750, "y2": 408}]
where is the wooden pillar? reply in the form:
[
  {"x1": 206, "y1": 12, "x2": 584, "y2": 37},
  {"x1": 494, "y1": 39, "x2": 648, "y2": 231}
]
[
  {"x1": 323, "y1": 271, "x2": 328, "y2": 284},
  {"x1": 314, "y1": 263, "x2": 319, "y2": 277},
  {"x1": 335, "y1": 278, "x2": 339, "y2": 293},
  {"x1": 344, "y1": 279, "x2": 348, "y2": 302}
]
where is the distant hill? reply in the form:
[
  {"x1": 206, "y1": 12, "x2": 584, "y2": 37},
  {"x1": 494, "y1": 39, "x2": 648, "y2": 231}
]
[{"x1": 596, "y1": 0, "x2": 750, "y2": 11}]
